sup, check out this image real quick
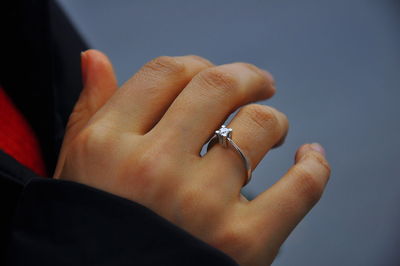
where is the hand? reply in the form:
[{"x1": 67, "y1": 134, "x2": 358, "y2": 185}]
[{"x1": 54, "y1": 50, "x2": 331, "y2": 266}]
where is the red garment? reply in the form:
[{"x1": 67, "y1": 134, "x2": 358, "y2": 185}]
[{"x1": 0, "y1": 86, "x2": 47, "y2": 176}]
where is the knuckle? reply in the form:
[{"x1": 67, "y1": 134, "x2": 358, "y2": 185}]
[
  {"x1": 236, "y1": 62, "x2": 263, "y2": 77},
  {"x1": 124, "y1": 137, "x2": 187, "y2": 187},
  {"x1": 219, "y1": 226, "x2": 245, "y2": 246},
  {"x1": 127, "y1": 154, "x2": 157, "y2": 189},
  {"x1": 144, "y1": 56, "x2": 185, "y2": 74},
  {"x1": 65, "y1": 109, "x2": 85, "y2": 132},
  {"x1": 177, "y1": 188, "x2": 204, "y2": 216},
  {"x1": 77, "y1": 124, "x2": 115, "y2": 149},
  {"x1": 197, "y1": 67, "x2": 239, "y2": 94},
  {"x1": 212, "y1": 222, "x2": 254, "y2": 255},
  {"x1": 280, "y1": 112, "x2": 289, "y2": 133},
  {"x1": 292, "y1": 165, "x2": 324, "y2": 205},
  {"x1": 119, "y1": 147, "x2": 171, "y2": 194},
  {"x1": 69, "y1": 123, "x2": 118, "y2": 162},
  {"x1": 236, "y1": 62, "x2": 270, "y2": 88},
  {"x1": 74, "y1": 126, "x2": 92, "y2": 146},
  {"x1": 174, "y1": 183, "x2": 224, "y2": 225},
  {"x1": 242, "y1": 104, "x2": 279, "y2": 132},
  {"x1": 129, "y1": 147, "x2": 166, "y2": 178},
  {"x1": 186, "y1": 55, "x2": 213, "y2": 66}
]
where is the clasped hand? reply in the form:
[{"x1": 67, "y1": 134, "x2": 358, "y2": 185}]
[{"x1": 54, "y1": 50, "x2": 330, "y2": 266}]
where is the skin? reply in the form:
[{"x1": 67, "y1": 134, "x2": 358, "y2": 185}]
[{"x1": 54, "y1": 50, "x2": 331, "y2": 266}]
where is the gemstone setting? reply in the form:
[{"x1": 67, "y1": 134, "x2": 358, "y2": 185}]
[
  {"x1": 218, "y1": 127, "x2": 230, "y2": 137},
  {"x1": 215, "y1": 125, "x2": 233, "y2": 147}
]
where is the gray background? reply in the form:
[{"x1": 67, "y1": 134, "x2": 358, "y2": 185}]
[{"x1": 57, "y1": 0, "x2": 400, "y2": 265}]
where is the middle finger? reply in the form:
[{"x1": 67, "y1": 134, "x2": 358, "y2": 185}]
[{"x1": 151, "y1": 63, "x2": 275, "y2": 154}]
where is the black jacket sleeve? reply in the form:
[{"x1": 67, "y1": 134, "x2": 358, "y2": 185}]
[
  {"x1": 1, "y1": 1, "x2": 238, "y2": 264},
  {"x1": 1, "y1": 152, "x2": 237, "y2": 266}
]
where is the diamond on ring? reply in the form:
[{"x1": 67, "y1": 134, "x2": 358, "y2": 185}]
[
  {"x1": 215, "y1": 125, "x2": 233, "y2": 147},
  {"x1": 207, "y1": 125, "x2": 252, "y2": 187}
]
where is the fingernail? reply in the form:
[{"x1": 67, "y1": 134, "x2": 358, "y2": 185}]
[{"x1": 310, "y1": 143, "x2": 326, "y2": 157}]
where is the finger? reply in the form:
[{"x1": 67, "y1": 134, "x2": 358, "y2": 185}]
[
  {"x1": 65, "y1": 49, "x2": 118, "y2": 138},
  {"x1": 249, "y1": 143, "x2": 330, "y2": 246},
  {"x1": 203, "y1": 104, "x2": 288, "y2": 189},
  {"x1": 97, "y1": 55, "x2": 213, "y2": 134},
  {"x1": 54, "y1": 49, "x2": 117, "y2": 178},
  {"x1": 153, "y1": 63, "x2": 276, "y2": 154}
]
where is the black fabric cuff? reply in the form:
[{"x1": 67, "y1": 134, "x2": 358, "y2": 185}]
[{"x1": 5, "y1": 178, "x2": 237, "y2": 266}]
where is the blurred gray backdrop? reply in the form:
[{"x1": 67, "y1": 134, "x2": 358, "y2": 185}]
[{"x1": 57, "y1": 0, "x2": 400, "y2": 265}]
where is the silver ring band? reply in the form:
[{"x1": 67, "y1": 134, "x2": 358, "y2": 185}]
[{"x1": 207, "y1": 125, "x2": 252, "y2": 186}]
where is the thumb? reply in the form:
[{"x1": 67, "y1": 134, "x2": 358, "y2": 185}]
[
  {"x1": 54, "y1": 49, "x2": 118, "y2": 178},
  {"x1": 68, "y1": 49, "x2": 118, "y2": 135}
]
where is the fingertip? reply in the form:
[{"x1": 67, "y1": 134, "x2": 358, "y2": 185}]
[
  {"x1": 82, "y1": 49, "x2": 117, "y2": 90},
  {"x1": 310, "y1": 143, "x2": 326, "y2": 157},
  {"x1": 80, "y1": 51, "x2": 88, "y2": 86},
  {"x1": 261, "y1": 69, "x2": 275, "y2": 85},
  {"x1": 295, "y1": 143, "x2": 326, "y2": 163},
  {"x1": 84, "y1": 49, "x2": 113, "y2": 71},
  {"x1": 269, "y1": 84, "x2": 277, "y2": 98},
  {"x1": 261, "y1": 69, "x2": 276, "y2": 97},
  {"x1": 84, "y1": 49, "x2": 107, "y2": 59},
  {"x1": 295, "y1": 144, "x2": 311, "y2": 163}
]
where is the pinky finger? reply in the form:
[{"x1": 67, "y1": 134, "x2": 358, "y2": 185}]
[{"x1": 249, "y1": 143, "x2": 331, "y2": 245}]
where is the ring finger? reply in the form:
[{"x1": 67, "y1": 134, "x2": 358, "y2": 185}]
[
  {"x1": 203, "y1": 104, "x2": 289, "y2": 191},
  {"x1": 151, "y1": 63, "x2": 276, "y2": 154}
]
